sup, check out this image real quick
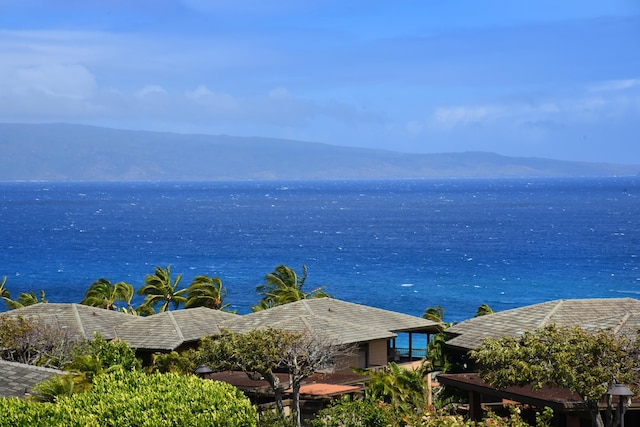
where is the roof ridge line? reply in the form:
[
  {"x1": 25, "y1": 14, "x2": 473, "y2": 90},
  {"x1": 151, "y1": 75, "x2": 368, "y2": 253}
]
[
  {"x1": 299, "y1": 315, "x2": 313, "y2": 334},
  {"x1": 301, "y1": 299, "x2": 314, "y2": 315},
  {"x1": 538, "y1": 299, "x2": 564, "y2": 327},
  {"x1": 167, "y1": 311, "x2": 185, "y2": 341},
  {"x1": 71, "y1": 304, "x2": 87, "y2": 338},
  {"x1": 612, "y1": 312, "x2": 632, "y2": 335}
]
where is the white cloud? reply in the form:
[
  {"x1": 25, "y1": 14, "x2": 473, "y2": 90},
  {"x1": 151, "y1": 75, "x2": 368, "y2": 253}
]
[
  {"x1": 430, "y1": 105, "x2": 504, "y2": 129},
  {"x1": 136, "y1": 85, "x2": 167, "y2": 98},
  {"x1": 185, "y1": 85, "x2": 239, "y2": 112},
  {"x1": 10, "y1": 63, "x2": 96, "y2": 100},
  {"x1": 420, "y1": 80, "x2": 640, "y2": 136},
  {"x1": 589, "y1": 78, "x2": 640, "y2": 93}
]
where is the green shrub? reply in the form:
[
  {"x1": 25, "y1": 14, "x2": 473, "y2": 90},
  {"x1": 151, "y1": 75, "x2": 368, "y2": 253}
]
[
  {"x1": 146, "y1": 350, "x2": 197, "y2": 374},
  {"x1": 311, "y1": 396, "x2": 398, "y2": 427},
  {"x1": 0, "y1": 371, "x2": 256, "y2": 427}
]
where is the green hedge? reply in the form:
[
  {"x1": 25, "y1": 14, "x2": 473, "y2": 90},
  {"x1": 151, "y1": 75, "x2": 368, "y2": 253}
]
[{"x1": 0, "y1": 371, "x2": 256, "y2": 427}]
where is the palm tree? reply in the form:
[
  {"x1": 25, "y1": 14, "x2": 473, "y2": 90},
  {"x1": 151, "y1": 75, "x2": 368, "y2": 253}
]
[
  {"x1": 184, "y1": 275, "x2": 228, "y2": 310},
  {"x1": 0, "y1": 276, "x2": 13, "y2": 309},
  {"x1": 474, "y1": 303, "x2": 494, "y2": 317},
  {"x1": 361, "y1": 361, "x2": 429, "y2": 417},
  {"x1": 0, "y1": 276, "x2": 8, "y2": 298},
  {"x1": 80, "y1": 278, "x2": 134, "y2": 311},
  {"x1": 422, "y1": 305, "x2": 450, "y2": 326},
  {"x1": 1, "y1": 277, "x2": 49, "y2": 310},
  {"x1": 252, "y1": 264, "x2": 330, "y2": 312},
  {"x1": 137, "y1": 266, "x2": 187, "y2": 313},
  {"x1": 31, "y1": 374, "x2": 77, "y2": 402}
]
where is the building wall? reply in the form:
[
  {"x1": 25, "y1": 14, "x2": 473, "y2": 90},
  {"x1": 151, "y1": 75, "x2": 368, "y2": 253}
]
[
  {"x1": 369, "y1": 339, "x2": 389, "y2": 367},
  {"x1": 331, "y1": 339, "x2": 391, "y2": 372},
  {"x1": 335, "y1": 353, "x2": 361, "y2": 373}
]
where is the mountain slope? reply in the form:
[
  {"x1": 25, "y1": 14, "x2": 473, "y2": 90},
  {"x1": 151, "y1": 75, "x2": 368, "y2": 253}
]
[{"x1": 0, "y1": 123, "x2": 637, "y2": 181}]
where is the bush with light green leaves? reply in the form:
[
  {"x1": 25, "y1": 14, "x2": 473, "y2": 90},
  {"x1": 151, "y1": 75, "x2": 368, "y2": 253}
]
[{"x1": 0, "y1": 370, "x2": 256, "y2": 427}]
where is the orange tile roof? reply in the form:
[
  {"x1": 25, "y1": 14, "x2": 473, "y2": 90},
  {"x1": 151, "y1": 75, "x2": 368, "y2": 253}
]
[{"x1": 293, "y1": 383, "x2": 361, "y2": 397}]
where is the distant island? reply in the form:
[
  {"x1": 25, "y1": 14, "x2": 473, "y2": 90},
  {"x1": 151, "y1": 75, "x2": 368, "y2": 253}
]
[{"x1": 0, "y1": 123, "x2": 638, "y2": 181}]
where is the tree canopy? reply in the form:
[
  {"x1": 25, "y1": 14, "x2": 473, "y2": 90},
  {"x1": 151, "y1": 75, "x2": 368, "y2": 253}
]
[
  {"x1": 0, "y1": 314, "x2": 79, "y2": 368},
  {"x1": 137, "y1": 266, "x2": 188, "y2": 313},
  {"x1": 252, "y1": 264, "x2": 330, "y2": 312},
  {"x1": 184, "y1": 275, "x2": 228, "y2": 310},
  {"x1": 198, "y1": 327, "x2": 348, "y2": 427},
  {"x1": 471, "y1": 324, "x2": 639, "y2": 427},
  {"x1": 80, "y1": 278, "x2": 134, "y2": 311}
]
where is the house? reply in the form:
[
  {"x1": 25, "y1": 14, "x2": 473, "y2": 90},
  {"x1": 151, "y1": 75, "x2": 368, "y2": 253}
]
[
  {"x1": 2, "y1": 303, "x2": 130, "y2": 341},
  {"x1": 114, "y1": 307, "x2": 239, "y2": 362},
  {"x1": 444, "y1": 297, "x2": 640, "y2": 357},
  {"x1": 220, "y1": 297, "x2": 441, "y2": 371},
  {"x1": 439, "y1": 298, "x2": 640, "y2": 426}
]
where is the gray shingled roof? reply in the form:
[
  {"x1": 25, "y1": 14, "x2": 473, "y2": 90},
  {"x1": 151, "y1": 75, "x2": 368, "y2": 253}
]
[
  {"x1": 221, "y1": 298, "x2": 439, "y2": 345},
  {"x1": 445, "y1": 298, "x2": 640, "y2": 351},
  {"x1": 3, "y1": 303, "x2": 130, "y2": 340},
  {"x1": 0, "y1": 359, "x2": 62, "y2": 398},
  {"x1": 230, "y1": 313, "x2": 395, "y2": 345},
  {"x1": 115, "y1": 307, "x2": 239, "y2": 351}
]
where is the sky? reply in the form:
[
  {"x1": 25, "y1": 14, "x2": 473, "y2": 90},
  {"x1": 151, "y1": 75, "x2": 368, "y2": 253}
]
[{"x1": 1, "y1": 1, "x2": 639, "y2": 164}]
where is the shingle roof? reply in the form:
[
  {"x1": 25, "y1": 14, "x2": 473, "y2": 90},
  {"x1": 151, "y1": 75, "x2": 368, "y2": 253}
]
[
  {"x1": 438, "y1": 372, "x2": 586, "y2": 412},
  {"x1": 221, "y1": 298, "x2": 439, "y2": 345},
  {"x1": 115, "y1": 307, "x2": 239, "y2": 351},
  {"x1": 3, "y1": 303, "x2": 130, "y2": 340},
  {"x1": 0, "y1": 359, "x2": 62, "y2": 398},
  {"x1": 445, "y1": 298, "x2": 640, "y2": 351}
]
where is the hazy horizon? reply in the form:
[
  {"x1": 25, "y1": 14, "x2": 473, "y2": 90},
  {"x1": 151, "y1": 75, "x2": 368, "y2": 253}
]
[{"x1": 1, "y1": 1, "x2": 639, "y2": 165}]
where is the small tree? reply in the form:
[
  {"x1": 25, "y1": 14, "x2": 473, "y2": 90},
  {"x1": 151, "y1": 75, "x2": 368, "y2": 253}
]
[
  {"x1": 199, "y1": 328, "x2": 349, "y2": 427},
  {"x1": 199, "y1": 329, "x2": 289, "y2": 413},
  {"x1": 471, "y1": 324, "x2": 639, "y2": 427},
  {"x1": 279, "y1": 331, "x2": 350, "y2": 427},
  {"x1": 65, "y1": 333, "x2": 140, "y2": 391},
  {"x1": 0, "y1": 314, "x2": 79, "y2": 368}
]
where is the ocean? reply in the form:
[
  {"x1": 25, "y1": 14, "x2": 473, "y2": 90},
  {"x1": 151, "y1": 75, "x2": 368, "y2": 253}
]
[{"x1": 0, "y1": 177, "x2": 638, "y2": 323}]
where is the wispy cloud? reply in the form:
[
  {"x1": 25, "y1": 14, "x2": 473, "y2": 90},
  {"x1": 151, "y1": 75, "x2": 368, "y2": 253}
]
[
  {"x1": 588, "y1": 78, "x2": 640, "y2": 93},
  {"x1": 423, "y1": 80, "x2": 640, "y2": 133}
]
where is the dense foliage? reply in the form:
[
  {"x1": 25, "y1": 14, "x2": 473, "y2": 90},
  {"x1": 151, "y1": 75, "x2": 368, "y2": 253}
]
[
  {"x1": 311, "y1": 396, "x2": 399, "y2": 427},
  {"x1": 0, "y1": 371, "x2": 256, "y2": 427},
  {"x1": 32, "y1": 334, "x2": 141, "y2": 401},
  {"x1": 313, "y1": 397, "x2": 553, "y2": 427},
  {"x1": 471, "y1": 324, "x2": 639, "y2": 427},
  {"x1": 359, "y1": 362, "x2": 429, "y2": 422}
]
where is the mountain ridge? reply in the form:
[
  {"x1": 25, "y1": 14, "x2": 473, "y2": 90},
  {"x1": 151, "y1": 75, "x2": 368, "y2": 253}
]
[{"x1": 0, "y1": 123, "x2": 637, "y2": 181}]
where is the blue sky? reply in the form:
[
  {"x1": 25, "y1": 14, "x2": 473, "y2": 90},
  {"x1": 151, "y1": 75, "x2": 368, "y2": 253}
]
[{"x1": 1, "y1": 1, "x2": 639, "y2": 163}]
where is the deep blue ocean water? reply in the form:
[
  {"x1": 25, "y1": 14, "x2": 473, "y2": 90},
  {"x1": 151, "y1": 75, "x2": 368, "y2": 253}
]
[{"x1": 1, "y1": 177, "x2": 639, "y2": 323}]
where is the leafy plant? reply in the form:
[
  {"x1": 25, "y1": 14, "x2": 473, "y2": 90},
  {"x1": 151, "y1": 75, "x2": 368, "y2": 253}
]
[
  {"x1": 311, "y1": 396, "x2": 398, "y2": 427},
  {"x1": 472, "y1": 324, "x2": 638, "y2": 427},
  {"x1": 0, "y1": 371, "x2": 257, "y2": 427}
]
